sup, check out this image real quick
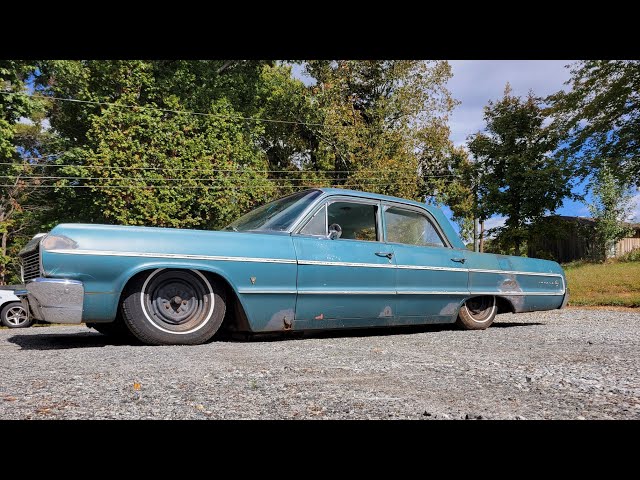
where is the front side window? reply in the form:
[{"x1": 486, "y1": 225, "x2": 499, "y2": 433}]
[
  {"x1": 384, "y1": 206, "x2": 445, "y2": 248},
  {"x1": 300, "y1": 204, "x2": 327, "y2": 236},
  {"x1": 327, "y1": 201, "x2": 378, "y2": 241},
  {"x1": 297, "y1": 199, "x2": 380, "y2": 242}
]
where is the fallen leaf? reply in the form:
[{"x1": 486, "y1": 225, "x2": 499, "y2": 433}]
[
  {"x1": 133, "y1": 382, "x2": 141, "y2": 391},
  {"x1": 3, "y1": 396, "x2": 17, "y2": 402}
]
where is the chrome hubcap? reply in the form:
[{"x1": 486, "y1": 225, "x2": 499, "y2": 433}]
[
  {"x1": 465, "y1": 297, "x2": 495, "y2": 322},
  {"x1": 143, "y1": 270, "x2": 213, "y2": 333},
  {"x1": 5, "y1": 306, "x2": 28, "y2": 326}
]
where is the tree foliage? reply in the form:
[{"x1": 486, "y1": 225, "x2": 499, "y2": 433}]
[
  {"x1": 468, "y1": 85, "x2": 576, "y2": 256},
  {"x1": 29, "y1": 60, "x2": 459, "y2": 234},
  {"x1": 549, "y1": 60, "x2": 640, "y2": 186},
  {"x1": 301, "y1": 61, "x2": 458, "y2": 201},
  {"x1": 0, "y1": 60, "x2": 49, "y2": 284},
  {"x1": 35, "y1": 61, "x2": 276, "y2": 228},
  {"x1": 587, "y1": 163, "x2": 633, "y2": 262}
]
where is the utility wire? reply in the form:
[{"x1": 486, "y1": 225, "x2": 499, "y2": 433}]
[
  {"x1": 1, "y1": 161, "x2": 460, "y2": 177},
  {"x1": 0, "y1": 90, "x2": 332, "y2": 128},
  {"x1": 0, "y1": 176, "x2": 458, "y2": 183}
]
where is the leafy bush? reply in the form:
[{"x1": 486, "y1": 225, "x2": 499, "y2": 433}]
[{"x1": 618, "y1": 248, "x2": 640, "y2": 263}]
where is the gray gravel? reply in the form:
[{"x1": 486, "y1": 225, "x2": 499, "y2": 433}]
[{"x1": 1, "y1": 308, "x2": 639, "y2": 419}]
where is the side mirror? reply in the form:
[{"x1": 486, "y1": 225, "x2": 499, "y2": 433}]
[{"x1": 328, "y1": 223, "x2": 342, "y2": 240}]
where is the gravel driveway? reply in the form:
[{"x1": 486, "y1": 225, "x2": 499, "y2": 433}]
[{"x1": 1, "y1": 308, "x2": 638, "y2": 419}]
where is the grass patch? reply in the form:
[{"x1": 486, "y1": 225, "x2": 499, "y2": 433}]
[{"x1": 564, "y1": 260, "x2": 640, "y2": 307}]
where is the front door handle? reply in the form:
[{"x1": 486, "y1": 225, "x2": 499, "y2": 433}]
[
  {"x1": 376, "y1": 252, "x2": 394, "y2": 260},
  {"x1": 451, "y1": 257, "x2": 466, "y2": 264}
]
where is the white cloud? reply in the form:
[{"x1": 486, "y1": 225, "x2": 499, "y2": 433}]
[
  {"x1": 447, "y1": 60, "x2": 573, "y2": 146},
  {"x1": 483, "y1": 216, "x2": 506, "y2": 232},
  {"x1": 627, "y1": 190, "x2": 640, "y2": 222}
]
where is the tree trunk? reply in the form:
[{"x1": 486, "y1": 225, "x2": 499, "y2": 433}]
[
  {"x1": 479, "y1": 220, "x2": 485, "y2": 253},
  {"x1": 514, "y1": 238, "x2": 521, "y2": 257},
  {"x1": 473, "y1": 217, "x2": 479, "y2": 252},
  {"x1": 0, "y1": 229, "x2": 6, "y2": 286}
]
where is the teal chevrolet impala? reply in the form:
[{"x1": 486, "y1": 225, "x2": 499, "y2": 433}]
[{"x1": 18, "y1": 188, "x2": 568, "y2": 345}]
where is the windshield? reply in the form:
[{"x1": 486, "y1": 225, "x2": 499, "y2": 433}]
[{"x1": 225, "y1": 189, "x2": 322, "y2": 232}]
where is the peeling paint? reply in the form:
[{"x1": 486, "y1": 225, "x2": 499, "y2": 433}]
[
  {"x1": 498, "y1": 274, "x2": 525, "y2": 312},
  {"x1": 378, "y1": 306, "x2": 393, "y2": 318},
  {"x1": 438, "y1": 301, "x2": 459, "y2": 317},
  {"x1": 314, "y1": 313, "x2": 324, "y2": 320},
  {"x1": 263, "y1": 308, "x2": 295, "y2": 331}
]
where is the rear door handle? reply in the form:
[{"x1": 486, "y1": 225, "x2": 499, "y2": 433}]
[
  {"x1": 451, "y1": 257, "x2": 466, "y2": 264},
  {"x1": 376, "y1": 252, "x2": 394, "y2": 259}
]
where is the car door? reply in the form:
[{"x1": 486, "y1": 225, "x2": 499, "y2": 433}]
[
  {"x1": 383, "y1": 203, "x2": 469, "y2": 323},
  {"x1": 292, "y1": 197, "x2": 397, "y2": 326}
]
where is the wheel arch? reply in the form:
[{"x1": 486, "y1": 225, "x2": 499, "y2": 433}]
[
  {"x1": 457, "y1": 294, "x2": 516, "y2": 315},
  {"x1": 115, "y1": 263, "x2": 252, "y2": 333}
]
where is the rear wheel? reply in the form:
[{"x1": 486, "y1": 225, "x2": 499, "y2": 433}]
[
  {"x1": 1, "y1": 302, "x2": 32, "y2": 328},
  {"x1": 456, "y1": 296, "x2": 497, "y2": 330},
  {"x1": 121, "y1": 269, "x2": 226, "y2": 345}
]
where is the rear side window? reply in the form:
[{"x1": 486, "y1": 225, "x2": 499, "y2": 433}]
[{"x1": 385, "y1": 207, "x2": 445, "y2": 247}]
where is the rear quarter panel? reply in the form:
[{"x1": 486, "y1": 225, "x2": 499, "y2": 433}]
[{"x1": 465, "y1": 251, "x2": 566, "y2": 312}]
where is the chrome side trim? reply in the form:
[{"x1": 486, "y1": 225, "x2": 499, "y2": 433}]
[
  {"x1": 48, "y1": 249, "x2": 297, "y2": 265},
  {"x1": 398, "y1": 291, "x2": 469, "y2": 295},
  {"x1": 298, "y1": 260, "x2": 394, "y2": 268},
  {"x1": 295, "y1": 290, "x2": 564, "y2": 296},
  {"x1": 467, "y1": 268, "x2": 564, "y2": 277},
  {"x1": 396, "y1": 264, "x2": 466, "y2": 272},
  {"x1": 471, "y1": 291, "x2": 565, "y2": 296},
  {"x1": 237, "y1": 289, "x2": 297, "y2": 294},
  {"x1": 48, "y1": 248, "x2": 565, "y2": 294},
  {"x1": 298, "y1": 290, "x2": 397, "y2": 295}
]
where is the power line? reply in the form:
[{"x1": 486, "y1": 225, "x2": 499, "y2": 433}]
[
  {"x1": 0, "y1": 179, "x2": 458, "y2": 190},
  {"x1": 0, "y1": 90, "x2": 332, "y2": 128},
  {"x1": 1, "y1": 162, "x2": 460, "y2": 177},
  {"x1": 0, "y1": 175, "x2": 459, "y2": 183}
]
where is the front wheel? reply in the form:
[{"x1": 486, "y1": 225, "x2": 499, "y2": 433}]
[
  {"x1": 456, "y1": 296, "x2": 497, "y2": 330},
  {"x1": 121, "y1": 269, "x2": 226, "y2": 345},
  {"x1": 1, "y1": 302, "x2": 32, "y2": 328},
  {"x1": 87, "y1": 317, "x2": 134, "y2": 339}
]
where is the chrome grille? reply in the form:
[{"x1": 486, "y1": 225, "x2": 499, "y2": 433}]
[{"x1": 21, "y1": 246, "x2": 41, "y2": 283}]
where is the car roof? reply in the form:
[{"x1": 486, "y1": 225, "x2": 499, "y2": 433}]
[
  {"x1": 317, "y1": 188, "x2": 435, "y2": 211},
  {"x1": 314, "y1": 188, "x2": 466, "y2": 250}
]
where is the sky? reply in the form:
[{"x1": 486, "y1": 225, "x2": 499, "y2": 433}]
[
  {"x1": 293, "y1": 61, "x2": 640, "y2": 234},
  {"x1": 447, "y1": 60, "x2": 639, "y2": 232}
]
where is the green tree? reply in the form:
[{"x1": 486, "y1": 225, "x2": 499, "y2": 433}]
[
  {"x1": 549, "y1": 60, "x2": 640, "y2": 185},
  {"x1": 301, "y1": 60, "x2": 458, "y2": 201},
  {"x1": 0, "y1": 60, "x2": 50, "y2": 284},
  {"x1": 35, "y1": 60, "x2": 275, "y2": 229},
  {"x1": 468, "y1": 85, "x2": 576, "y2": 256},
  {"x1": 587, "y1": 163, "x2": 633, "y2": 262}
]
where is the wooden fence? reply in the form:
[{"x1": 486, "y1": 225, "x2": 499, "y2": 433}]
[{"x1": 616, "y1": 237, "x2": 640, "y2": 256}]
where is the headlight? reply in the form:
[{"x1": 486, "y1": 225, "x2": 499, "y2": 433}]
[{"x1": 40, "y1": 234, "x2": 78, "y2": 251}]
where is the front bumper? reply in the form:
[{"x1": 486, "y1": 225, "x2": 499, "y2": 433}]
[{"x1": 18, "y1": 278, "x2": 84, "y2": 324}]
